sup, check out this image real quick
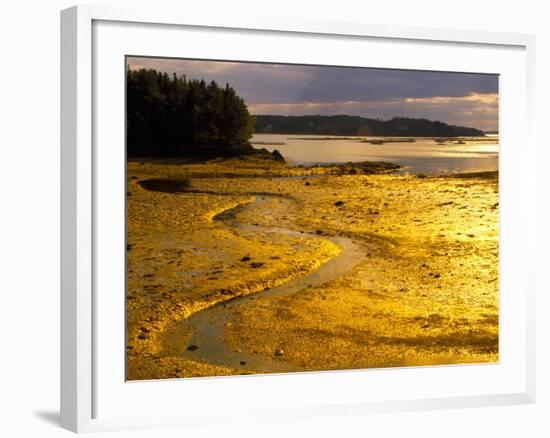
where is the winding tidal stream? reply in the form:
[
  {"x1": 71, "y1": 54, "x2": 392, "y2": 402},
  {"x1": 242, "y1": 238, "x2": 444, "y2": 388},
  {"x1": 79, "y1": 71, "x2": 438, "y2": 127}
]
[{"x1": 179, "y1": 194, "x2": 368, "y2": 373}]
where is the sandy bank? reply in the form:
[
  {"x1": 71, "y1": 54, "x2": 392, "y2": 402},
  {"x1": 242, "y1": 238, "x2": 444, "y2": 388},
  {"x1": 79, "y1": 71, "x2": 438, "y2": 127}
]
[{"x1": 126, "y1": 158, "x2": 498, "y2": 379}]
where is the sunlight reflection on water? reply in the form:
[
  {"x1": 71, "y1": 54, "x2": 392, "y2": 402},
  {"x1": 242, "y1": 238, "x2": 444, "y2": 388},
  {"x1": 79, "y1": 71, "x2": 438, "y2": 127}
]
[{"x1": 253, "y1": 134, "x2": 499, "y2": 175}]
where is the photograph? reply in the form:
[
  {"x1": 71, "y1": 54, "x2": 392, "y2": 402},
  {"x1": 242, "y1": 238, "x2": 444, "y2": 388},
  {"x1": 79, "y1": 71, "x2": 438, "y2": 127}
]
[{"x1": 125, "y1": 56, "x2": 499, "y2": 381}]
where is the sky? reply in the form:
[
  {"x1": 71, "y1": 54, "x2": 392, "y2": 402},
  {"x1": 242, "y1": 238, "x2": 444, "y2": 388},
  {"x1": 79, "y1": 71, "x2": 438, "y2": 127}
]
[{"x1": 127, "y1": 57, "x2": 499, "y2": 131}]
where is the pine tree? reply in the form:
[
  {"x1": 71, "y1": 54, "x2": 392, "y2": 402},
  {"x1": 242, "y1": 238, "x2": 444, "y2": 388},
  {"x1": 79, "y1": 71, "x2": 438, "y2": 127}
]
[{"x1": 126, "y1": 68, "x2": 255, "y2": 157}]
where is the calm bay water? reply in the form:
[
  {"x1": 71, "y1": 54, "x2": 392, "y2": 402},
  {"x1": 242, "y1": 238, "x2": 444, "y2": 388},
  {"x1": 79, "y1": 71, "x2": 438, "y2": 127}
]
[{"x1": 252, "y1": 134, "x2": 499, "y2": 175}]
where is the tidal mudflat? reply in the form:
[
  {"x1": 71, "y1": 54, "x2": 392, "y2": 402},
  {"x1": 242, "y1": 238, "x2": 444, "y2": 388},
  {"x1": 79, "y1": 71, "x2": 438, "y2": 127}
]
[{"x1": 126, "y1": 157, "x2": 498, "y2": 380}]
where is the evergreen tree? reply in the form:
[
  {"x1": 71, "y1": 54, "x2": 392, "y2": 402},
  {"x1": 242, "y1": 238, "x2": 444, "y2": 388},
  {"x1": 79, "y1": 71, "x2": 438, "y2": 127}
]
[{"x1": 127, "y1": 68, "x2": 255, "y2": 157}]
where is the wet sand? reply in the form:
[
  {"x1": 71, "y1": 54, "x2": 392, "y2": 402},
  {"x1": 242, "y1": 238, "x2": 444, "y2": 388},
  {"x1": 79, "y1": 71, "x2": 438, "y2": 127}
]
[{"x1": 126, "y1": 157, "x2": 499, "y2": 380}]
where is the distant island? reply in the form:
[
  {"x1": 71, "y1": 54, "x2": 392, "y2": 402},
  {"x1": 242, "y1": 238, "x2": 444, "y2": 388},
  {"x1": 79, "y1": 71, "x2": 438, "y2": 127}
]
[{"x1": 254, "y1": 115, "x2": 485, "y2": 137}]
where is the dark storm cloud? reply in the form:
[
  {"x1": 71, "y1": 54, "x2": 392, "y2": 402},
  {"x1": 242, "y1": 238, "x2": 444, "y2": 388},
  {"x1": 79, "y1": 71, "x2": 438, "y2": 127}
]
[{"x1": 127, "y1": 57, "x2": 499, "y2": 130}]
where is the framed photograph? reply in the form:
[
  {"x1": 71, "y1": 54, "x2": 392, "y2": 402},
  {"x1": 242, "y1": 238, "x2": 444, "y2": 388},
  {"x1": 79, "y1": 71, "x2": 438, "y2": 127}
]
[{"x1": 61, "y1": 5, "x2": 536, "y2": 432}]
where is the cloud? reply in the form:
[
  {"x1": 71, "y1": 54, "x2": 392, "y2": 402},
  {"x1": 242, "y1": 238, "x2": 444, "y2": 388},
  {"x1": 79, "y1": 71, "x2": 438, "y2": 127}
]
[
  {"x1": 404, "y1": 93, "x2": 498, "y2": 105},
  {"x1": 127, "y1": 57, "x2": 499, "y2": 130}
]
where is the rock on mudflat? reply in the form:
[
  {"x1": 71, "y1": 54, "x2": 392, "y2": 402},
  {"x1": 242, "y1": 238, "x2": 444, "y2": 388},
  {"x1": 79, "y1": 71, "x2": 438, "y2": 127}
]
[{"x1": 186, "y1": 344, "x2": 199, "y2": 352}]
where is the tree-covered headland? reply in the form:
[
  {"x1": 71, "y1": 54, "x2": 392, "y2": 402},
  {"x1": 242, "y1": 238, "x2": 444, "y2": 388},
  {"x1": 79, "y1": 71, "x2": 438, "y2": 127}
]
[{"x1": 126, "y1": 68, "x2": 282, "y2": 160}]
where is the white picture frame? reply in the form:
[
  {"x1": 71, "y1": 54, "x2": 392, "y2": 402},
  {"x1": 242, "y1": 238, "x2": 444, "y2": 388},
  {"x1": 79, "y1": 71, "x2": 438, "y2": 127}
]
[{"x1": 60, "y1": 4, "x2": 537, "y2": 433}]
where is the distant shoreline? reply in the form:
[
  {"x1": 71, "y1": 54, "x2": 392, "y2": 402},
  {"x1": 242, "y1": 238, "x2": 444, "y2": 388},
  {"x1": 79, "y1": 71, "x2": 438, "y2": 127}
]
[{"x1": 253, "y1": 114, "x2": 486, "y2": 137}]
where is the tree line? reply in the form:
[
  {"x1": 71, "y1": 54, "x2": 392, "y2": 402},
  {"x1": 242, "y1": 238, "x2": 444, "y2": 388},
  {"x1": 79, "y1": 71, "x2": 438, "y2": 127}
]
[
  {"x1": 254, "y1": 115, "x2": 485, "y2": 137},
  {"x1": 127, "y1": 68, "x2": 256, "y2": 157}
]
